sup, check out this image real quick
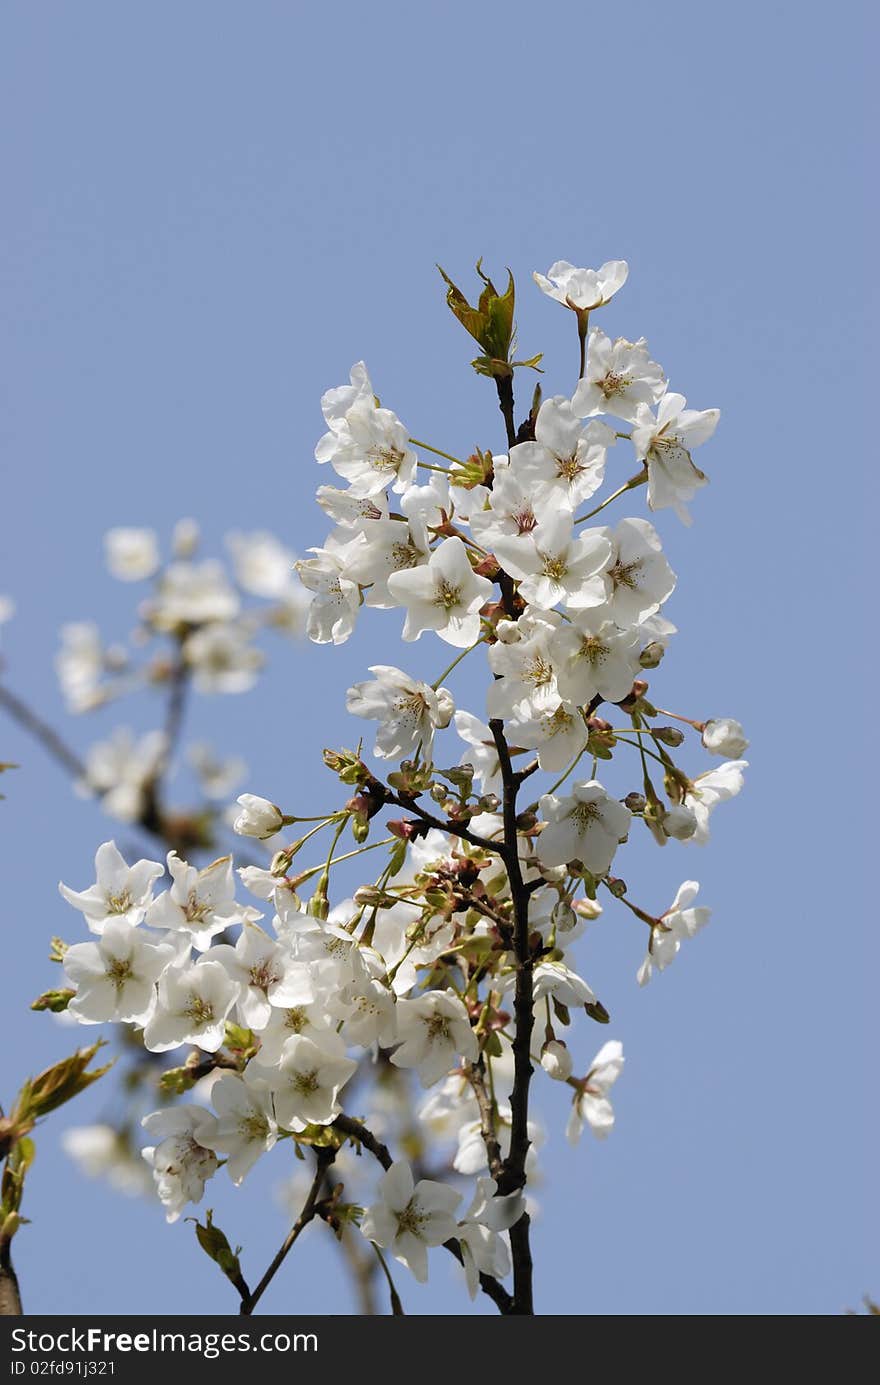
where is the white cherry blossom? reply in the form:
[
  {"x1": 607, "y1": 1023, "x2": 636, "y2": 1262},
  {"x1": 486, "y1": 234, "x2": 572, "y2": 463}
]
[
  {"x1": 387, "y1": 537, "x2": 492, "y2": 648},
  {"x1": 59, "y1": 841, "x2": 163, "y2": 933},
  {"x1": 493, "y1": 512, "x2": 612, "y2": 613},
  {"x1": 507, "y1": 398, "x2": 614, "y2": 510},
  {"x1": 347, "y1": 665, "x2": 454, "y2": 760},
  {"x1": 533, "y1": 259, "x2": 628, "y2": 312},
  {"x1": 566, "y1": 1040, "x2": 625, "y2": 1143},
  {"x1": 141, "y1": 1107, "x2": 219, "y2": 1222},
  {"x1": 572, "y1": 331, "x2": 665, "y2": 423},
  {"x1": 360, "y1": 1161, "x2": 461, "y2": 1283},
  {"x1": 537, "y1": 780, "x2": 631, "y2": 874},
  {"x1": 631, "y1": 392, "x2": 719, "y2": 524},
  {"x1": 63, "y1": 919, "x2": 173, "y2": 1025},
  {"x1": 390, "y1": 991, "x2": 478, "y2": 1086},
  {"x1": 637, "y1": 882, "x2": 711, "y2": 986},
  {"x1": 142, "y1": 958, "x2": 239, "y2": 1052}
]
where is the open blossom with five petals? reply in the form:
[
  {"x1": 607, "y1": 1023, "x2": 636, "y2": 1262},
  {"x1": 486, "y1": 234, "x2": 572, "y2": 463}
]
[
  {"x1": 507, "y1": 398, "x2": 614, "y2": 511},
  {"x1": 637, "y1": 882, "x2": 711, "y2": 986},
  {"x1": 572, "y1": 330, "x2": 666, "y2": 423},
  {"x1": 469, "y1": 460, "x2": 553, "y2": 548},
  {"x1": 261, "y1": 1033, "x2": 357, "y2": 1130},
  {"x1": 141, "y1": 1107, "x2": 219, "y2": 1222},
  {"x1": 347, "y1": 665, "x2": 454, "y2": 760},
  {"x1": 147, "y1": 851, "x2": 261, "y2": 950},
  {"x1": 390, "y1": 991, "x2": 478, "y2": 1086},
  {"x1": 533, "y1": 259, "x2": 628, "y2": 312},
  {"x1": 387, "y1": 537, "x2": 492, "y2": 648},
  {"x1": 59, "y1": 841, "x2": 164, "y2": 933},
  {"x1": 200, "y1": 1071, "x2": 278, "y2": 1184},
  {"x1": 63, "y1": 919, "x2": 173, "y2": 1025},
  {"x1": 631, "y1": 391, "x2": 719, "y2": 524},
  {"x1": 210, "y1": 922, "x2": 314, "y2": 1030},
  {"x1": 317, "y1": 395, "x2": 417, "y2": 498},
  {"x1": 566, "y1": 1040, "x2": 625, "y2": 1143},
  {"x1": 493, "y1": 513, "x2": 612, "y2": 613},
  {"x1": 486, "y1": 614, "x2": 562, "y2": 719},
  {"x1": 360, "y1": 1161, "x2": 461, "y2": 1283},
  {"x1": 537, "y1": 780, "x2": 632, "y2": 874},
  {"x1": 551, "y1": 611, "x2": 642, "y2": 705},
  {"x1": 598, "y1": 517, "x2": 676, "y2": 626},
  {"x1": 142, "y1": 958, "x2": 239, "y2": 1052}
]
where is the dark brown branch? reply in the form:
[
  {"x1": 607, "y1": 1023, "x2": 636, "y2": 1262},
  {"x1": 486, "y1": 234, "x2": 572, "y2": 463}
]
[
  {"x1": 0, "y1": 683, "x2": 86, "y2": 780},
  {"x1": 495, "y1": 375, "x2": 518, "y2": 450},
  {"x1": 386, "y1": 793, "x2": 502, "y2": 855},
  {"x1": 488, "y1": 717, "x2": 536, "y2": 1314},
  {"x1": 239, "y1": 1147, "x2": 335, "y2": 1315}
]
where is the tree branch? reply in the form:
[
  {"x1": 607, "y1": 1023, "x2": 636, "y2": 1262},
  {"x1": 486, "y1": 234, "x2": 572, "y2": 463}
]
[
  {"x1": 386, "y1": 793, "x2": 502, "y2": 855},
  {"x1": 465, "y1": 1059, "x2": 504, "y2": 1181},
  {"x1": 239, "y1": 1146, "x2": 335, "y2": 1315},
  {"x1": 0, "y1": 683, "x2": 86, "y2": 780},
  {"x1": 488, "y1": 717, "x2": 536, "y2": 1314}
]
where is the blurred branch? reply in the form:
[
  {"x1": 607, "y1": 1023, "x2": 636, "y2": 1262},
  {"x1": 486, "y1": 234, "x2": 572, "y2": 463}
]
[{"x1": 0, "y1": 682, "x2": 86, "y2": 779}]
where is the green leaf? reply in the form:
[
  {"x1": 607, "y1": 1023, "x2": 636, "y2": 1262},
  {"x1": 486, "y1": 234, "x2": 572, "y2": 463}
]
[
  {"x1": 188, "y1": 1210, "x2": 247, "y2": 1291},
  {"x1": 15, "y1": 1041, "x2": 113, "y2": 1122}
]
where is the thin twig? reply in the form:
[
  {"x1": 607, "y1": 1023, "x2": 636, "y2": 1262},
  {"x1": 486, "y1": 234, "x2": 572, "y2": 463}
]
[
  {"x1": 239, "y1": 1147, "x2": 335, "y2": 1315},
  {"x1": 0, "y1": 683, "x2": 86, "y2": 779}
]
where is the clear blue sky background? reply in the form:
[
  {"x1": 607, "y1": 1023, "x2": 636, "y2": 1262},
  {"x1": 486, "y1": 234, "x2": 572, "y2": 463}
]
[{"x1": 1, "y1": 2, "x2": 874, "y2": 1316}]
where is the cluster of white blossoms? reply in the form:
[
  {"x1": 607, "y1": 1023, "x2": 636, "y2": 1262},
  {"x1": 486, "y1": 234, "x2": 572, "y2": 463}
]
[
  {"x1": 55, "y1": 522, "x2": 309, "y2": 823},
  {"x1": 46, "y1": 259, "x2": 748, "y2": 1306}
]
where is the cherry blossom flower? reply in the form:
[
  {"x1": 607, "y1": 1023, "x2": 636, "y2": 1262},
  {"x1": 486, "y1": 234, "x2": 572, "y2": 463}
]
[
  {"x1": 390, "y1": 991, "x2": 478, "y2": 1086},
  {"x1": 572, "y1": 331, "x2": 665, "y2": 423},
  {"x1": 233, "y1": 794, "x2": 285, "y2": 839},
  {"x1": 702, "y1": 718, "x2": 749, "y2": 757},
  {"x1": 295, "y1": 538, "x2": 363, "y2": 645},
  {"x1": 183, "y1": 623, "x2": 264, "y2": 694},
  {"x1": 566, "y1": 1040, "x2": 625, "y2": 1143},
  {"x1": 533, "y1": 259, "x2": 629, "y2": 312},
  {"x1": 387, "y1": 537, "x2": 492, "y2": 648},
  {"x1": 141, "y1": 1107, "x2": 219, "y2": 1222},
  {"x1": 104, "y1": 527, "x2": 160, "y2": 582},
  {"x1": 597, "y1": 517, "x2": 676, "y2": 627},
  {"x1": 59, "y1": 841, "x2": 164, "y2": 933},
  {"x1": 147, "y1": 851, "x2": 261, "y2": 950},
  {"x1": 637, "y1": 882, "x2": 711, "y2": 986},
  {"x1": 360, "y1": 1161, "x2": 461, "y2": 1283},
  {"x1": 63, "y1": 919, "x2": 173, "y2": 1024},
  {"x1": 201, "y1": 1071, "x2": 278, "y2": 1184},
  {"x1": 142, "y1": 958, "x2": 239, "y2": 1052},
  {"x1": 493, "y1": 512, "x2": 612, "y2": 613},
  {"x1": 347, "y1": 665, "x2": 454, "y2": 760},
  {"x1": 537, "y1": 780, "x2": 631, "y2": 874},
  {"x1": 151, "y1": 560, "x2": 240, "y2": 627},
  {"x1": 263, "y1": 1034, "x2": 357, "y2": 1129},
  {"x1": 456, "y1": 1178, "x2": 523, "y2": 1298},
  {"x1": 551, "y1": 611, "x2": 642, "y2": 705},
  {"x1": 210, "y1": 922, "x2": 314, "y2": 1029},
  {"x1": 507, "y1": 398, "x2": 614, "y2": 510},
  {"x1": 682, "y1": 760, "x2": 748, "y2": 845},
  {"x1": 631, "y1": 392, "x2": 719, "y2": 524}
]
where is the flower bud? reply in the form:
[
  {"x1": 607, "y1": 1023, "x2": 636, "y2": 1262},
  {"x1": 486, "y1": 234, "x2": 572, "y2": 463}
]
[
  {"x1": 574, "y1": 896, "x2": 603, "y2": 921},
  {"x1": 551, "y1": 899, "x2": 578, "y2": 933},
  {"x1": 495, "y1": 619, "x2": 522, "y2": 644},
  {"x1": 606, "y1": 876, "x2": 627, "y2": 898},
  {"x1": 624, "y1": 791, "x2": 647, "y2": 813},
  {"x1": 701, "y1": 718, "x2": 749, "y2": 757},
  {"x1": 434, "y1": 687, "x2": 455, "y2": 729},
  {"x1": 233, "y1": 793, "x2": 284, "y2": 839},
  {"x1": 639, "y1": 641, "x2": 665, "y2": 669},
  {"x1": 653, "y1": 726, "x2": 685, "y2": 747},
  {"x1": 172, "y1": 517, "x2": 200, "y2": 557},
  {"x1": 541, "y1": 1040, "x2": 573, "y2": 1082}
]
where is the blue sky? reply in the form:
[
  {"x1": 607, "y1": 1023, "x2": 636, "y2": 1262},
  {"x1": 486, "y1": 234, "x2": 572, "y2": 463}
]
[{"x1": 1, "y1": 2, "x2": 874, "y2": 1316}]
